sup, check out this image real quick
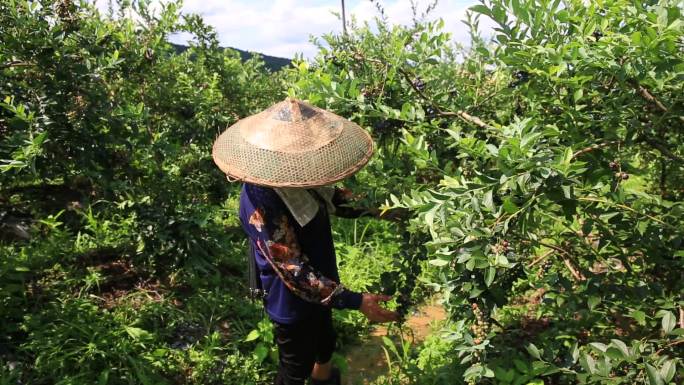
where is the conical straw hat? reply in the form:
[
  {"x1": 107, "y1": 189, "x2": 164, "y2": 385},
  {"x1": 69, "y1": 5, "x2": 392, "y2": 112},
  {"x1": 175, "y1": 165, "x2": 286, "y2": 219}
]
[{"x1": 212, "y1": 98, "x2": 374, "y2": 187}]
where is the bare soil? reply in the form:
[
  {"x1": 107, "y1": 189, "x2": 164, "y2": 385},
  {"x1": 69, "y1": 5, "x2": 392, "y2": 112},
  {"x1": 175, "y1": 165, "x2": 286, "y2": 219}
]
[{"x1": 343, "y1": 303, "x2": 446, "y2": 385}]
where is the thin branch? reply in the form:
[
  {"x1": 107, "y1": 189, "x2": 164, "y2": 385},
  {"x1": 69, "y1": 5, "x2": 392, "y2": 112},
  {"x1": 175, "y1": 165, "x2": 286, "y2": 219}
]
[
  {"x1": 0, "y1": 61, "x2": 34, "y2": 69},
  {"x1": 636, "y1": 84, "x2": 668, "y2": 114},
  {"x1": 572, "y1": 140, "x2": 623, "y2": 160},
  {"x1": 659, "y1": 159, "x2": 667, "y2": 198},
  {"x1": 561, "y1": 257, "x2": 587, "y2": 282},
  {"x1": 438, "y1": 110, "x2": 493, "y2": 130},
  {"x1": 571, "y1": 138, "x2": 683, "y2": 163},
  {"x1": 538, "y1": 242, "x2": 587, "y2": 281},
  {"x1": 631, "y1": 80, "x2": 684, "y2": 124},
  {"x1": 640, "y1": 137, "x2": 684, "y2": 163},
  {"x1": 655, "y1": 338, "x2": 684, "y2": 356},
  {"x1": 578, "y1": 196, "x2": 672, "y2": 228},
  {"x1": 512, "y1": 234, "x2": 588, "y2": 282},
  {"x1": 529, "y1": 250, "x2": 554, "y2": 268},
  {"x1": 530, "y1": 250, "x2": 554, "y2": 279},
  {"x1": 396, "y1": 66, "x2": 494, "y2": 129}
]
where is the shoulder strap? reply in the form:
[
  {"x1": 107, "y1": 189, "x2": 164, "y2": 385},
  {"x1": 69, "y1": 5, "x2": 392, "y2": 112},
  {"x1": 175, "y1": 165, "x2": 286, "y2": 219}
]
[{"x1": 247, "y1": 242, "x2": 265, "y2": 301}]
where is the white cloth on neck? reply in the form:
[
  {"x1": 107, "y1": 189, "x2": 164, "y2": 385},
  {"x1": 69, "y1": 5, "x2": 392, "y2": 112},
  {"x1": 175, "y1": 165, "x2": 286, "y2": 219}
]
[{"x1": 274, "y1": 187, "x2": 336, "y2": 227}]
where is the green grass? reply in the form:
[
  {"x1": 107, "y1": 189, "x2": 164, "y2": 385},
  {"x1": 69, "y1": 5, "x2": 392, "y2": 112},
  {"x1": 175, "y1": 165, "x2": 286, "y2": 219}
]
[{"x1": 0, "y1": 195, "x2": 411, "y2": 384}]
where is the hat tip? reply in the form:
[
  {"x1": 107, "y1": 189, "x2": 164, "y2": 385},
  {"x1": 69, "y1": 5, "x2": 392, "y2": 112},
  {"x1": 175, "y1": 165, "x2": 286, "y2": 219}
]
[{"x1": 284, "y1": 97, "x2": 302, "y2": 121}]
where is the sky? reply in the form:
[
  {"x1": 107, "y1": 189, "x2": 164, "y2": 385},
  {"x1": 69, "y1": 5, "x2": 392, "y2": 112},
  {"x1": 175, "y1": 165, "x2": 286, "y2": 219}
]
[{"x1": 154, "y1": 0, "x2": 490, "y2": 59}]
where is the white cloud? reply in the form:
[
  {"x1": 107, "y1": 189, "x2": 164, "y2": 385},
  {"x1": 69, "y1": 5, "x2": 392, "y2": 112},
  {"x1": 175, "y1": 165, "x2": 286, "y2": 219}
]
[
  {"x1": 94, "y1": 1, "x2": 495, "y2": 58},
  {"x1": 175, "y1": 0, "x2": 341, "y2": 58}
]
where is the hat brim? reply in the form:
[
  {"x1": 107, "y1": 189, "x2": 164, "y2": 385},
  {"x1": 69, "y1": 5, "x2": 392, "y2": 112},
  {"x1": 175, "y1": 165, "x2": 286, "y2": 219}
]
[{"x1": 212, "y1": 117, "x2": 374, "y2": 188}]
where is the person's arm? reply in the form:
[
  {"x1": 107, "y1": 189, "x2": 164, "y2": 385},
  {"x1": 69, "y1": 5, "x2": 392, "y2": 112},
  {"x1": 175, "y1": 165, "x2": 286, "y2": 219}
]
[
  {"x1": 243, "y1": 187, "x2": 398, "y2": 322},
  {"x1": 244, "y1": 189, "x2": 361, "y2": 309},
  {"x1": 330, "y1": 187, "x2": 376, "y2": 219},
  {"x1": 331, "y1": 187, "x2": 408, "y2": 222}
]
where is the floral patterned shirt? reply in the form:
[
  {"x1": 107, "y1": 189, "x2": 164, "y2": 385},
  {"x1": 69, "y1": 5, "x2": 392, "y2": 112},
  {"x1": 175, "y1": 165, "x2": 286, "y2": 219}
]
[{"x1": 239, "y1": 184, "x2": 363, "y2": 324}]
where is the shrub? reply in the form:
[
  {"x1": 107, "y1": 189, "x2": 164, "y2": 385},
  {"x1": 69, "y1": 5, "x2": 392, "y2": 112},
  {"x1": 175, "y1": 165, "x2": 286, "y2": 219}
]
[{"x1": 287, "y1": 0, "x2": 683, "y2": 383}]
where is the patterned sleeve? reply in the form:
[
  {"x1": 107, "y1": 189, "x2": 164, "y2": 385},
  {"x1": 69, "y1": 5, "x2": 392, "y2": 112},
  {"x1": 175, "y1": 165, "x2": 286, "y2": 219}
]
[{"x1": 246, "y1": 190, "x2": 362, "y2": 309}]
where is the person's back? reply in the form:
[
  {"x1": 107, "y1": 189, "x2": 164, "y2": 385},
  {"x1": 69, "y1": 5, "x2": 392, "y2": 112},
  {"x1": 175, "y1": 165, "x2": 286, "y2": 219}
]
[{"x1": 238, "y1": 183, "x2": 363, "y2": 323}]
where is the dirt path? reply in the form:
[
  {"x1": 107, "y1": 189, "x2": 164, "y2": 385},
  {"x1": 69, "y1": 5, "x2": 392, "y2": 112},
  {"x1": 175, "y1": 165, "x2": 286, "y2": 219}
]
[{"x1": 343, "y1": 302, "x2": 447, "y2": 385}]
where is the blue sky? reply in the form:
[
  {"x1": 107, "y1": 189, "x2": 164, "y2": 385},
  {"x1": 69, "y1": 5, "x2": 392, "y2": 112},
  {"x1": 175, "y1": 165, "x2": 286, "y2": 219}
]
[{"x1": 166, "y1": 0, "x2": 488, "y2": 58}]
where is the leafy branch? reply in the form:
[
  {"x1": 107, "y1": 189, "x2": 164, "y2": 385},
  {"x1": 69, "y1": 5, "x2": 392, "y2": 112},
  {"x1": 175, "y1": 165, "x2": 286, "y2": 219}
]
[{"x1": 350, "y1": 51, "x2": 494, "y2": 130}]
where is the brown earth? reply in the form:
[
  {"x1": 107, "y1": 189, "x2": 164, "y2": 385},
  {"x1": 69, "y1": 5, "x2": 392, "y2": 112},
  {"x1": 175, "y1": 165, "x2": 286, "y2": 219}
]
[{"x1": 343, "y1": 303, "x2": 447, "y2": 385}]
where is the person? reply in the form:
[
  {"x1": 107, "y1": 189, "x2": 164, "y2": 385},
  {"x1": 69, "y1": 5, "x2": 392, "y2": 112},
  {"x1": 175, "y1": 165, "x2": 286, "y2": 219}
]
[{"x1": 212, "y1": 98, "x2": 399, "y2": 385}]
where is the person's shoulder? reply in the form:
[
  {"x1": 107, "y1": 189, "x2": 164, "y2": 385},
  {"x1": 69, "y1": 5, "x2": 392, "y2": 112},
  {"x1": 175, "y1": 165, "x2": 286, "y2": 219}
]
[{"x1": 243, "y1": 183, "x2": 279, "y2": 205}]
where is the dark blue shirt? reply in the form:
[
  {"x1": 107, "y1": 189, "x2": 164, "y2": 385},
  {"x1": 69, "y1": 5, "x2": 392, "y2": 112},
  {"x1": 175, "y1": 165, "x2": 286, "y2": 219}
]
[{"x1": 238, "y1": 184, "x2": 363, "y2": 324}]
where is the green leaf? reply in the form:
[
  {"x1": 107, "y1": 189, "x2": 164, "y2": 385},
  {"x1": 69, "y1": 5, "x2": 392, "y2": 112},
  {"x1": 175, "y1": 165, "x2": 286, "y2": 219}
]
[
  {"x1": 634, "y1": 219, "x2": 648, "y2": 235},
  {"x1": 521, "y1": 132, "x2": 542, "y2": 149},
  {"x1": 562, "y1": 185, "x2": 573, "y2": 199},
  {"x1": 646, "y1": 364, "x2": 663, "y2": 385},
  {"x1": 457, "y1": 252, "x2": 472, "y2": 264},
  {"x1": 562, "y1": 147, "x2": 573, "y2": 166},
  {"x1": 381, "y1": 335, "x2": 400, "y2": 358},
  {"x1": 253, "y1": 344, "x2": 269, "y2": 363},
  {"x1": 605, "y1": 347, "x2": 625, "y2": 361},
  {"x1": 610, "y1": 339, "x2": 630, "y2": 359},
  {"x1": 630, "y1": 310, "x2": 647, "y2": 326},
  {"x1": 571, "y1": 342, "x2": 580, "y2": 363},
  {"x1": 661, "y1": 311, "x2": 676, "y2": 334},
  {"x1": 124, "y1": 326, "x2": 151, "y2": 341},
  {"x1": 429, "y1": 258, "x2": 449, "y2": 267},
  {"x1": 504, "y1": 368, "x2": 516, "y2": 381},
  {"x1": 580, "y1": 352, "x2": 596, "y2": 374},
  {"x1": 573, "y1": 89, "x2": 583, "y2": 102},
  {"x1": 496, "y1": 254, "x2": 510, "y2": 266},
  {"x1": 97, "y1": 370, "x2": 110, "y2": 385},
  {"x1": 526, "y1": 343, "x2": 541, "y2": 360},
  {"x1": 502, "y1": 198, "x2": 518, "y2": 214},
  {"x1": 464, "y1": 364, "x2": 484, "y2": 379},
  {"x1": 245, "y1": 329, "x2": 260, "y2": 342},
  {"x1": 589, "y1": 342, "x2": 607, "y2": 352},
  {"x1": 588, "y1": 296, "x2": 601, "y2": 310},
  {"x1": 659, "y1": 359, "x2": 676, "y2": 383},
  {"x1": 469, "y1": 5, "x2": 491, "y2": 16},
  {"x1": 595, "y1": 357, "x2": 611, "y2": 377},
  {"x1": 485, "y1": 267, "x2": 496, "y2": 287},
  {"x1": 514, "y1": 359, "x2": 529, "y2": 374},
  {"x1": 483, "y1": 190, "x2": 495, "y2": 211}
]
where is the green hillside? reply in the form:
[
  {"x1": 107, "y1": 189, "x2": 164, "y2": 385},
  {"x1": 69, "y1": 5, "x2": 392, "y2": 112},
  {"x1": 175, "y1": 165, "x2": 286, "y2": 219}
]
[{"x1": 171, "y1": 43, "x2": 291, "y2": 72}]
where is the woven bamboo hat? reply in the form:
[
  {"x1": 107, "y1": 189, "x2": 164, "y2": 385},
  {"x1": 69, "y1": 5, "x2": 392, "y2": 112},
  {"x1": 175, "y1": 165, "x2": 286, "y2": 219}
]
[{"x1": 212, "y1": 98, "x2": 374, "y2": 187}]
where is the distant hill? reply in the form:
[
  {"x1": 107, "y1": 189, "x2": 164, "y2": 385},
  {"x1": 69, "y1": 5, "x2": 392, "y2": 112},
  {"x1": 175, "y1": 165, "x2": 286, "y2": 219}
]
[{"x1": 170, "y1": 43, "x2": 292, "y2": 72}]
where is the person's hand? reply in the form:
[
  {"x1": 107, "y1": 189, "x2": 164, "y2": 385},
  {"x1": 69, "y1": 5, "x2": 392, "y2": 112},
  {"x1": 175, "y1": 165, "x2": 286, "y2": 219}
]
[
  {"x1": 375, "y1": 208, "x2": 409, "y2": 223},
  {"x1": 359, "y1": 293, "x2": 399, "y2": 323}
]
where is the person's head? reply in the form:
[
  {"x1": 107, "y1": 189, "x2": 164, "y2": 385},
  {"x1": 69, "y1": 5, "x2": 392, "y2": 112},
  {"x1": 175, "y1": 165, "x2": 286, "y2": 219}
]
[{"x1": 212, "y1": 98, "x2": 373, "y2": 188}]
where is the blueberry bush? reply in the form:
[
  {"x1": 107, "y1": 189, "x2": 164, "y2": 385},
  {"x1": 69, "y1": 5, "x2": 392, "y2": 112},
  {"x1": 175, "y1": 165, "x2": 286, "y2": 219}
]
[{"x1": 287, "y1": 0, "x2": 683, "y2": 383}]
